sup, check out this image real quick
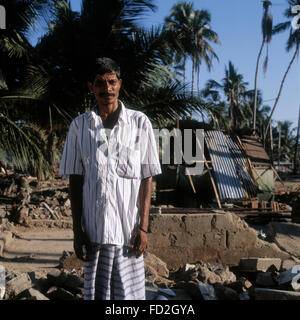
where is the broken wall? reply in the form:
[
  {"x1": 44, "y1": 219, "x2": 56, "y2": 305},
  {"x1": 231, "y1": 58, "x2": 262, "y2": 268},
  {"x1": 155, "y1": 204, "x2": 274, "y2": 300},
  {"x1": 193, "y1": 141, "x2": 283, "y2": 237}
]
[{"x1": 147, "y1": 212, "x2": 290, "y2": 270}]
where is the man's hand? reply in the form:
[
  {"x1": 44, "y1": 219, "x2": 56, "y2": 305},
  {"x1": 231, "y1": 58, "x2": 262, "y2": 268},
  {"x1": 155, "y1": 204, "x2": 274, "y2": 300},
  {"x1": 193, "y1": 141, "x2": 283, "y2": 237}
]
[
  {"x1": 73, "y1": 228, "x2": 92, "y2": 261},
  {"x1": 130, "y1": 228, "x2": 148, "y2": 258}
]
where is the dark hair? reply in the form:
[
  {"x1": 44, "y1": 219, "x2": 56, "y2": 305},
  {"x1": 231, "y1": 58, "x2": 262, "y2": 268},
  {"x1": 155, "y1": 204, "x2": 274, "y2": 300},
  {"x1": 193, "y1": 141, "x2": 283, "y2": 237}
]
[{"x1": 88, "y1": 57, "x2": 121, "y2": 82}]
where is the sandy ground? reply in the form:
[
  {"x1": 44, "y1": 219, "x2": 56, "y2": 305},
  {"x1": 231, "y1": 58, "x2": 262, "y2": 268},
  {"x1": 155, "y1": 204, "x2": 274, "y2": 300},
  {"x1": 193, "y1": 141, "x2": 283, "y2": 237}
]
[{"x1": 0, "y1": 226, "x2": 74, "y2": 276}]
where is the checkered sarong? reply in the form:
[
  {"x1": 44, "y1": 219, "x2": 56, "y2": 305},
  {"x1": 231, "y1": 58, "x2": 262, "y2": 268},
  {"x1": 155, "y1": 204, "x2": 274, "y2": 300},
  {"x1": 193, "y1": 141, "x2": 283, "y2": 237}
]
[{"x1": 83, "y1": 244, "x2": 145, "y2": 300}]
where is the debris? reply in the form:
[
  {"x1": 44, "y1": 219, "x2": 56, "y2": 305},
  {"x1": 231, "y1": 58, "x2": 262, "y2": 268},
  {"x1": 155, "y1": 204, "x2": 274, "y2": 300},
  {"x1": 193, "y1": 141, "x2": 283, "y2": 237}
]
[
  {"x1": 254, "y1": 288, "x2": 300, "y2": 300},
  {"x1": 239, "y1": 258, "x2": 281, "y2": 272},
  {"x1": 198, "y1": 282, "x2": 217, "y2": 300},
  {"x1": 5, "y1": 273, "x2": 32, "y2": 299}
]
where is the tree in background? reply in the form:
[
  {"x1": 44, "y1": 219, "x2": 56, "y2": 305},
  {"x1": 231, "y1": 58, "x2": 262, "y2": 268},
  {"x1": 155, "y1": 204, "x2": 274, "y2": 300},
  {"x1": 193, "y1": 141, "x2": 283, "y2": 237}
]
[
  {"x1": 253, "y1": 0, "x2": 273, "y2": 132},
  {"x1": 264, "y1": 0, "x2": 300, "y2": 141}
]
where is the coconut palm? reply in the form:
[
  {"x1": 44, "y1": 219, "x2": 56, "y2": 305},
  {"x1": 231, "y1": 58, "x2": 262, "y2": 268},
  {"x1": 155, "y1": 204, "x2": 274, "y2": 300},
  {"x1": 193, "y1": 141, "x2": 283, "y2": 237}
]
[
  {"x1": 190, "y1": 9, "x2": 220, "y2": 97},
  {"x1": 264, "y1": 0, "x2": 300, "y2": 141},
  {"x1": 164, "y1": 2, "x2": 195, "y2": 96},
  {"x1": 253, "y1": 0, "x2": 273, "y2": 131},
  {"x1": 202, "y1": 61, "x2": 249, "y2": 129}
]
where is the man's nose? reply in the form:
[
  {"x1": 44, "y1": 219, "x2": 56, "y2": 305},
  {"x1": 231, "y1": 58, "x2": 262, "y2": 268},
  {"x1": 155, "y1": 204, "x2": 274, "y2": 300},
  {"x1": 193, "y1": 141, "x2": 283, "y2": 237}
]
[{"x1": 103, "y1": 81, "x2": 113, "y2": 91}]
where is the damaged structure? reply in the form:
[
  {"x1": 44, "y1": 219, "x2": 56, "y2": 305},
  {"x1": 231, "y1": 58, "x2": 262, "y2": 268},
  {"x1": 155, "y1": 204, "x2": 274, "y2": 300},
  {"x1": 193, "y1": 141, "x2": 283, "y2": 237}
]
[{"x1": 156, "y1": 121, "x2": 292, "y2": 221}]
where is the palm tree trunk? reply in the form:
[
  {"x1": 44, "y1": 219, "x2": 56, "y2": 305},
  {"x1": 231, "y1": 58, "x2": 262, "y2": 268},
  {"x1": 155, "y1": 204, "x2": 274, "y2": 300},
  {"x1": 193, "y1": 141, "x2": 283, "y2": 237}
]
[
  {"x1": 192, "y1": 59, "x2": 195, "y2": 98},
  {"x1": 294, "y1": 104, "x2": 300, "y2": 174},
  {"x1": 197, "y1": 67, "x2": 200, "y2": 97},
  {"x1": 253, "y1": 39, "x2": 265, "y2": 131},
  {"x1": 264, "y1": 45, "x2": 299, "y2": 142},
  {"x1": 183, "y1": 55, "x2": 186, "y2": 97}
]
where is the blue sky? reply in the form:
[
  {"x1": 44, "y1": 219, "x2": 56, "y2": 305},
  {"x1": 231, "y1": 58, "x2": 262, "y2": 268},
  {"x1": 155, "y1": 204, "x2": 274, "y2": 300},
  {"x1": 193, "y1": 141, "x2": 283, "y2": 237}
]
[{"x1": 33, "y1": 0, "x2": 300, "y2": 130}]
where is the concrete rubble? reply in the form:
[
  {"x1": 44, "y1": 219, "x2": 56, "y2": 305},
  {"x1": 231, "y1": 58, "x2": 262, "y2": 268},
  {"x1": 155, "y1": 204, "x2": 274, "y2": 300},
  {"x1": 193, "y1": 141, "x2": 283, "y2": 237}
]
[
  {"x1": 1, "y1": 174, "x2": 300, "y2": 300},
  {"x1": 1, "y1": 254, "x2": 300, "y2": 300}
]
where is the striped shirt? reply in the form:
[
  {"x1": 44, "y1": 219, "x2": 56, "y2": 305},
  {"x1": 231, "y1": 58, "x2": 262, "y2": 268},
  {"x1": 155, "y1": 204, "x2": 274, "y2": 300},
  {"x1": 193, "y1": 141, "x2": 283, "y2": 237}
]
[{"x1": 59, "y1": 101, "x2": 161, "y2": 245}]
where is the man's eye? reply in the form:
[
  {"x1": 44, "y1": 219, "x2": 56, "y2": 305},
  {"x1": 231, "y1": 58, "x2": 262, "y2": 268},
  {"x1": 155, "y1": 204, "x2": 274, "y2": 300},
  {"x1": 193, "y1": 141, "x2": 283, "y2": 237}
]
[{"x1": 109, "y1": 80, "x2": 117, "y2": 85}]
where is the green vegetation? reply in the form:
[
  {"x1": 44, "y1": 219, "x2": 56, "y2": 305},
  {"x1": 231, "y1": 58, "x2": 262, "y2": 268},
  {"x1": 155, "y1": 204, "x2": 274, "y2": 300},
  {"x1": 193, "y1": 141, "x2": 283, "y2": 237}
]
[{"x1": 0, "y1": 0, "x2": 299, "y2": 179}]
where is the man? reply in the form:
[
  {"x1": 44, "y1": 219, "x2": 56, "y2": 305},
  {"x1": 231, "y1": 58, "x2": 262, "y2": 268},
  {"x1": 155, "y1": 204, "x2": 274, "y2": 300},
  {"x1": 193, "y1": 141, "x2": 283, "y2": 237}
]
[{"x1": 59, "y1": 57, "x2": 161, "y2": 300}]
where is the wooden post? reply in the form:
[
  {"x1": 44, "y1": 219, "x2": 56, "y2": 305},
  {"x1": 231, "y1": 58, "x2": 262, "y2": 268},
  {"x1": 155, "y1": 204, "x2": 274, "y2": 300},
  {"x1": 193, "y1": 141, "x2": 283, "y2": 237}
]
[
  {"x1": 293, "y1": 105, "x2": 300, "y2": 175},
  {"x1": 193, "y1": 130, "x2": 222, "y2": 209}
]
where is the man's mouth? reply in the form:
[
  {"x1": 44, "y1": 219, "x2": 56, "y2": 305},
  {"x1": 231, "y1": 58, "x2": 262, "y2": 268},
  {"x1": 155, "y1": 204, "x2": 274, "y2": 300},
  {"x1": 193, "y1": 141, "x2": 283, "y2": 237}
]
[{"x1": 99, "y1": 93, "x2": 115, "y2": 98}]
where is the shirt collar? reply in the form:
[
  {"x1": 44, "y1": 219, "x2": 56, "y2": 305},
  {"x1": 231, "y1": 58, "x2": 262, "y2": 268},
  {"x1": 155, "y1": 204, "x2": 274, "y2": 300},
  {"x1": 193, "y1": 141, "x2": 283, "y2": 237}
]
[{"x1": 87, "y1": 100, "x2": 129, "y2": 125}]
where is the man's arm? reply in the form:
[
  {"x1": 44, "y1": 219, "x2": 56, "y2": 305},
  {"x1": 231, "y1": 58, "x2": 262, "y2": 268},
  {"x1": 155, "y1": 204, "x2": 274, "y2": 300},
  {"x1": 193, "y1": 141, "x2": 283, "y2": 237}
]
[
  {"x1": 131, "y1": 176, "x2": 152, "y2": 257},
  {"x1": 69, "y1": 174, "x2": 90, "y2": 260}
]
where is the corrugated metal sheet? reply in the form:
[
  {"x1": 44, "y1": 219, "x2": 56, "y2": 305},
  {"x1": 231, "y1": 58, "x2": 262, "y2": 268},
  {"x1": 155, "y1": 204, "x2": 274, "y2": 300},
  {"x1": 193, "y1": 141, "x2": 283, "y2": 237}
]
[
  {"x1": 205, "y1": 131, "x2": 258, "y2": 201},
  {"x1": 225, "y1": 135, "x2": 259, "y2": 197}
]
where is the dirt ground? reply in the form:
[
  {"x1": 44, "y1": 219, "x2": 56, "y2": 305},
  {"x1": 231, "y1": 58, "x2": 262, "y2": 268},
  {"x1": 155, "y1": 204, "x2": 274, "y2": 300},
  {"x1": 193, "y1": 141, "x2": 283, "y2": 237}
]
[{"x1": 0, "y1": 225, "x2": 74, "y2": 277}]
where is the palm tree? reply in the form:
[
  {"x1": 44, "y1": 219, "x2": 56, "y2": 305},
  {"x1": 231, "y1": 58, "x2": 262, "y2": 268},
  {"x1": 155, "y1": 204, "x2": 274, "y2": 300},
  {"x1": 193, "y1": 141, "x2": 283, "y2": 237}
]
[
  {"x1": 202, "y1": 61, "x2": 249, "y2": 129},
  {"x1": 0, "y1": 0, "x2": 51, "y2": 178},
  {"x1": 164, "y1": 2, "x2": 195, "y2": 97},
  {"x1": 264, "y1": 0, "x2": 300, "y2": 141},
  {"x1": 190, "y1": 9, "x2": 220, "y2": 97},
  {"x1": 253, "y1": 0, "x2": 273, "y2": 132}
]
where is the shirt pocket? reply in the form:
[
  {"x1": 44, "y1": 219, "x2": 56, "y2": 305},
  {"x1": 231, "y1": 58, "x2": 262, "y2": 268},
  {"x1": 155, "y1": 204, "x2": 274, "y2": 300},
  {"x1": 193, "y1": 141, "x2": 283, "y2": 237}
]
[{"x1": 116, "y1": 147, "x2": 140, "y2": 179}]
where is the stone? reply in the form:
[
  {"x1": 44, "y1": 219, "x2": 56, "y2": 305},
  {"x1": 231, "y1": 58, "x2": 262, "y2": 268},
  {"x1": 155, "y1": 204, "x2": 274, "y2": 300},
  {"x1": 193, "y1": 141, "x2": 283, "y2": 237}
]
[
  {"x1": 255, "y1": 288, "x2": 300, "y2": 300},
  {"x1": 46, "y1": 286, "x2": 76, "y2": 300},
  {"x1": 22, "y1": 288, "x2": 49, "y2": 300},
  {"x1": 46, "y1": 269, "x2": 68, "y2": 287},
  {"x1": 281, "y1": 259, "x2": 298, "y2": 272},
  {"x1": 64, "y1": 274, "x2": 84, "y2": 289},
  {"x1": 239, "y1": 258, "x2": 281, "y2": 272},
  {"x1": 226, "y1": 277, "x2": 252, "y2": 294},
  {"x1": 214, "y1": 283, "x2": 239, "y2": 300},
  {"x1": 144, "y1": 252, "x2": 169, "y2": 278},
  {"x1": 59, "y1": 251, "x2": 83, "y2": 272},
  {"x1": 5, "y1": 273, "x2": 32, "y2": 299},
  {"x1": 182, "y1": 281, "x2": 203, "y2": 300},
  {"x1": 198, "y1": 282, "x2": 217, "y2": 300},
  {"x1": 256, "y1": 272, "x2": 276, "y2": 287}
]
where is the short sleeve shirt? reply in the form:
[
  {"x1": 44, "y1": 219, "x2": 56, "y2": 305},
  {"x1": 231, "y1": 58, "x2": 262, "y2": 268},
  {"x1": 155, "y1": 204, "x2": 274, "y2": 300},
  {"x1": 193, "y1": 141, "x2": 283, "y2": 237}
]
[{"x1": 59, "y1": 101, "x2": 161, "y2": 245}]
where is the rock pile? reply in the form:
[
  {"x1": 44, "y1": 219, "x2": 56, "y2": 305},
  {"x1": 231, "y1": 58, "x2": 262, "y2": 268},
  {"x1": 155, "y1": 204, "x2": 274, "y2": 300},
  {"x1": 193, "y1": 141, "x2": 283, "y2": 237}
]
[
  {"x1": 0, "y1": 174, "x2": 72, "y2": 228},
  {"x1": 1, "y1": 253, "x2": 300, "y2": 300}
]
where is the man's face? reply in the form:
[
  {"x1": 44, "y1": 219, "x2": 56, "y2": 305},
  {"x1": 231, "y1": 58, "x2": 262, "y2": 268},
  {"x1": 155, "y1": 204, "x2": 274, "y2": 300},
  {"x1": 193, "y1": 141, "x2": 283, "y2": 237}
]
[{"x1": 88, "y1": 72, "x2": 122, "y2": 107}]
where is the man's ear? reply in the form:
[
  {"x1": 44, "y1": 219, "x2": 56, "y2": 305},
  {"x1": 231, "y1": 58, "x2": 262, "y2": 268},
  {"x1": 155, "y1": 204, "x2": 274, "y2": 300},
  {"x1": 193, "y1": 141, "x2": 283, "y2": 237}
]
[
  {"x1": 119, "y1": 78, "x2": 122, "y2": 87},
  {"x1": 88, "y1": 81, "x2": 93, "y2": 93}
]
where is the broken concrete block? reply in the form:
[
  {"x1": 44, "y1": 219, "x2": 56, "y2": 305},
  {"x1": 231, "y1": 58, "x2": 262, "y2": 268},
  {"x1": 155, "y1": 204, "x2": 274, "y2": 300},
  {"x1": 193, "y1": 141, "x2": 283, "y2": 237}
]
[
  {"x1": 239, "y1": 258, "x2": 281, "y2": 272},
  {"x1": 0, "y1": 231, "x2": 12, "y2": 257},
  {"x1": 46, "y1": 286, "x2": 75, "y2": 300},
  {"x1": 144, "y1": 252, "x2": 169, "y2": 278},
  {"x1": 64, "y1": 274, "x2": 84, "y2": 289},
  {"x1": 256, "y1": 272, "x2": 276, "y2": 287},
  {"x1": 214, "y1": 283, "x2": 240, "y2": 300},
  {"x1": 5, "y1": 273, "x2": 32, "y2": 299},
  {"x1": 22, "y1": 288, "x2": 49, "y2": 300},
  {"x1": 281, "y1": 259, "x2": 298, "y2": 272},
  {"x1": 46, "y1": 269, "x2": 68, "y2": 287},
  {"x1": 255, "y1": 288, "x2": 300, "y2": 300}
]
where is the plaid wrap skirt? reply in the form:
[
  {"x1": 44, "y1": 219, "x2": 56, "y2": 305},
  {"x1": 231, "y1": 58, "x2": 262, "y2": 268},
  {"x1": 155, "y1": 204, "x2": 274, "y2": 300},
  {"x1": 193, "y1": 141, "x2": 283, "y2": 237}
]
[{"x1": 83, "y1": 244, "x2": 145, "y2": 300}]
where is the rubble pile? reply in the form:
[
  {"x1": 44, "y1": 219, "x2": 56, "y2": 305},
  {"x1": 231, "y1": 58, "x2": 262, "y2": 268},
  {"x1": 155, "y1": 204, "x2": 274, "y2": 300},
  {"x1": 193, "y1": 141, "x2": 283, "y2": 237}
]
[
  {"x1": 144, "y1": 255, "x2": 300, "y2": 300},
  {"x1": 1, "y1": 251, "x2": 300, "y2": 300},
  {"x1": 0, "y1": 174, "x2": 72, "y2": 228}
]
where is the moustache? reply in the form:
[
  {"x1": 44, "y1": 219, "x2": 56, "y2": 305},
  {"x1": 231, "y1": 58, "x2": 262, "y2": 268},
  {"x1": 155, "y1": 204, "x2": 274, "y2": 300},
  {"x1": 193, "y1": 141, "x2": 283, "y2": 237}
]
[{"x1": 99, "y1": 93, "x2": 115, "y2": 98}]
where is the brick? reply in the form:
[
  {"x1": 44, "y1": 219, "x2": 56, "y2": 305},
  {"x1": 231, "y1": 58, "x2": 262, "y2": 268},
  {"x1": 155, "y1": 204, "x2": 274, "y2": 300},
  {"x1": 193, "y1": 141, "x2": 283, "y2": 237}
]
[{"x1": 239, "y1": 258, "x2": 281, "y2": 272}]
